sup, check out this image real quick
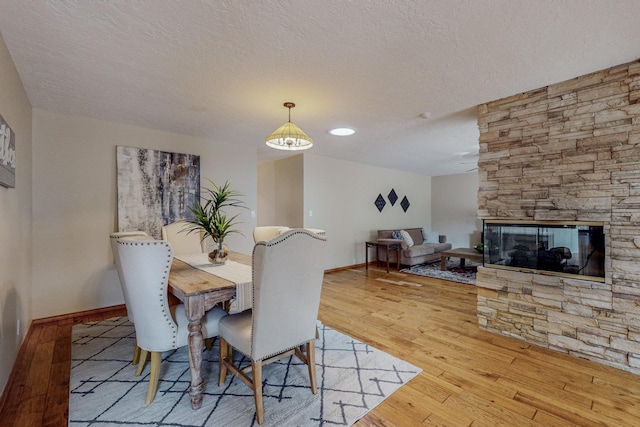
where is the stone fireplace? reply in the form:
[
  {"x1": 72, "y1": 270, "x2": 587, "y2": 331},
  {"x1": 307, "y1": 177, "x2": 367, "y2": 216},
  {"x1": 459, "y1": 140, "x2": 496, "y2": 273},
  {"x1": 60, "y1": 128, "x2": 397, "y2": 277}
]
[{"x1": 476, "y1": 59, "x2": 640, "y2": 374}]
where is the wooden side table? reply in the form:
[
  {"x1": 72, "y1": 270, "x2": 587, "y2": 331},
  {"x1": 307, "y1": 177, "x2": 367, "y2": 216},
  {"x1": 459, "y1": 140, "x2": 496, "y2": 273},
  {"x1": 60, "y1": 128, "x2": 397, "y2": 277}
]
[{"x1": 365, "y1": 240, "x2": 402, "y2": 273}]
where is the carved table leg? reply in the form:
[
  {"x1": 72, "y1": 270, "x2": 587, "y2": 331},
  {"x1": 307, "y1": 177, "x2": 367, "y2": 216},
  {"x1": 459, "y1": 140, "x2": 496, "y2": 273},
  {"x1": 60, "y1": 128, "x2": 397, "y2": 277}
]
[{"x1": 185, "y1": 297, "x2": 205, "y2": 409}]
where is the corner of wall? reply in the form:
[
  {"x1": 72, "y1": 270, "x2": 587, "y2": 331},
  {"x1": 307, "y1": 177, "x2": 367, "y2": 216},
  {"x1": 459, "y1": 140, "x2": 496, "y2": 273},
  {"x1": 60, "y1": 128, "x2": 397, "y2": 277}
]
[{"x1": 0, "y1": 31, "x2": 33, "y2": 396}]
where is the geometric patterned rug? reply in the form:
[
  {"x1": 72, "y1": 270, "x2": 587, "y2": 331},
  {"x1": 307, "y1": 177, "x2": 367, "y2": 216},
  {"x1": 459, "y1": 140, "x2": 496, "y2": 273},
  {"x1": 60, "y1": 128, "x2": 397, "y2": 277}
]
[
  {"x1": 69, "y1": 317, "x2": 420, "y2": 426},
  {"x1": 401, "y1": 259, "x2": 481, "y2": 285}
]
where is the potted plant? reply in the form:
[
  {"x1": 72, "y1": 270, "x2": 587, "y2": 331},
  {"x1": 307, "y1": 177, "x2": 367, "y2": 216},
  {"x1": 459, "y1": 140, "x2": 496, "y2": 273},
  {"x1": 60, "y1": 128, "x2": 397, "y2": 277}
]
[{"x1": 182, "y1": 179, "x2": 247, "y2": 265}]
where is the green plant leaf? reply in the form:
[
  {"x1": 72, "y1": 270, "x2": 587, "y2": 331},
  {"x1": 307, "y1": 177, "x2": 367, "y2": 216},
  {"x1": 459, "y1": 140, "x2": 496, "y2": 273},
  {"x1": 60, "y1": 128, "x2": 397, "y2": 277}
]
[{"x1": 180, "y1": 179, "x2": 248, "y2": 243}]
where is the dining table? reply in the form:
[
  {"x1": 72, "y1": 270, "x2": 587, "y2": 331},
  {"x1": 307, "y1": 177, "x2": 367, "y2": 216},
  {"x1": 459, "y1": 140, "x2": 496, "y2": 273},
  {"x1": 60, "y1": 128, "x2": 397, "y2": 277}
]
[{"x1": 168, "y1": 251, "x2": 252, "y2": 410}]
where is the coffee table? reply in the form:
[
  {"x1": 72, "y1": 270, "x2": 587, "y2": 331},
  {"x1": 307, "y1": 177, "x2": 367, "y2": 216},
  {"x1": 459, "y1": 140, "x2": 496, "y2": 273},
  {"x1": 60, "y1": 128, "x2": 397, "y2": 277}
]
[{"x1": 440, "y1": 247, "x2": 483, "y2": 271}]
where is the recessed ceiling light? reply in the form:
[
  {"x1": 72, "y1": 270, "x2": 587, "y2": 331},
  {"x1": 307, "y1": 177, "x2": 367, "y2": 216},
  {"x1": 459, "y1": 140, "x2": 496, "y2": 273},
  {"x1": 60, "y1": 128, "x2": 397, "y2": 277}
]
[{"x1": 329, "y1": 127, "x2": 355, "y2": 136}]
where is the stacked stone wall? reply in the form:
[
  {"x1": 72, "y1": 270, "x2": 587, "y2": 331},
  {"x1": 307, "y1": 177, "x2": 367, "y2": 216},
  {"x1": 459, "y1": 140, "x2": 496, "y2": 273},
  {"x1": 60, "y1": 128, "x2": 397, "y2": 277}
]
[{"x1": 477, "y1": 60, "x2": 640, "y2": 373}]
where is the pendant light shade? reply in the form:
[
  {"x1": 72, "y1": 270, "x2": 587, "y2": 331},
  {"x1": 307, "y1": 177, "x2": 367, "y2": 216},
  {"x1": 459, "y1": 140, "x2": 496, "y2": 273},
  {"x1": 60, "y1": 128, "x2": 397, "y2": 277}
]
[{"x1": 265, "y1": 102, "x2": 313, "y2": 150}]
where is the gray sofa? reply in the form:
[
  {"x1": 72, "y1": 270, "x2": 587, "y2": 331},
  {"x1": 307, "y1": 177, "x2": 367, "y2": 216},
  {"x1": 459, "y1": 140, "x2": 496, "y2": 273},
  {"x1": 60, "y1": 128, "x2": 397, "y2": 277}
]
[{"x1": 377, "y1": 228, "x2": 452, "y2": 267}]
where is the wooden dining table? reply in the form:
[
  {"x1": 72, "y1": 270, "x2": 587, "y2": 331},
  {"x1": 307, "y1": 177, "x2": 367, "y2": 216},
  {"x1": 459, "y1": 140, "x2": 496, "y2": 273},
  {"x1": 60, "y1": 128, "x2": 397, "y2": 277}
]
[{"x1": 168, "y1": 251, "x2": 252, "y2": 410}]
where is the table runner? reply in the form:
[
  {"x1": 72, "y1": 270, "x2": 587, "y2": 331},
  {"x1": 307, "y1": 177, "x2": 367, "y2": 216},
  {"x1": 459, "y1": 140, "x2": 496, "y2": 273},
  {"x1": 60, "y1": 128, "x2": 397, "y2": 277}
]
[{"x1": 175, "y1": 253, "x2": 252, "y2": 313}]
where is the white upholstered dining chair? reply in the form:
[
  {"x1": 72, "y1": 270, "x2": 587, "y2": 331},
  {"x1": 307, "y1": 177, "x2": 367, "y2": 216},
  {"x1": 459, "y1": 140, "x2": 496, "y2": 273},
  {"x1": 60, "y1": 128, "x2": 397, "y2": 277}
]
[
  {"x1": 218, "y1": 229, "x2": 327, "y2": 424},
  {"x1": 114, "y1": 238, "x2": 227, "y2": 404},
  {"x1": 110, "y1": 231, "x2": 152, "y2": 365},
  {"x1": 162, "y1": 221, "x2": 206, "y2": 255}
]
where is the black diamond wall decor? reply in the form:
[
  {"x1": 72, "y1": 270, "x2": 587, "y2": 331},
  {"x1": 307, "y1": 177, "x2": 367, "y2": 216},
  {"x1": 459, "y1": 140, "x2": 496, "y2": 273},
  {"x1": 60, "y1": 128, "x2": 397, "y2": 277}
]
[
  {"x1": 374, "y1": 194, "x2": 386, "y2": 212},
  {"x1": 388, "y1": 189, "x2": 398, "y2": 206},
  {"x1": 401, "y1": 196, "x2": 410, "y2": 212}
]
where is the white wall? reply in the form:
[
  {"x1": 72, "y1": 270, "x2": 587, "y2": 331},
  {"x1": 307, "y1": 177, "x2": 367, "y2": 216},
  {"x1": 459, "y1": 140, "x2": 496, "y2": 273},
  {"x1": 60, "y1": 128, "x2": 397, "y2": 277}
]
[
  {"x1": 257, "y1": 161, "x2": 276, "y2": 226},
  {"x1": 431, "y1": 172, "x2": 482, "y2": 248},
  {"x1": 257, "y1": 156, "x2": 304, "y2": 227},
  {"x1": 31, "y1": 109, "x2": 258, "y2": 318},
  {"x1": 0, "y1": 34, "x2": 32, "y2": 395},
  {"x1": 303, "y1": 154, "x2": 431, "y2": 269},
  {"x1": 274, "y1": 155, "x2": 304, "y2": 228}
]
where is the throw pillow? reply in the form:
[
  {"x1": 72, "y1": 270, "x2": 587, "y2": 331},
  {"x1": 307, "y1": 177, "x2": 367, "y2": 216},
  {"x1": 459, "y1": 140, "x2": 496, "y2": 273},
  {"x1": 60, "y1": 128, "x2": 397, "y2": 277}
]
[
  {"x1": 422, "y1": 229, "x2": 440, "y2": 244},
  {"x1": 391, "y1": 230, "x2": 408, "y2": 249},
  {"x1": 399, "y1": 229, "x2": 414, "y2": 247}
]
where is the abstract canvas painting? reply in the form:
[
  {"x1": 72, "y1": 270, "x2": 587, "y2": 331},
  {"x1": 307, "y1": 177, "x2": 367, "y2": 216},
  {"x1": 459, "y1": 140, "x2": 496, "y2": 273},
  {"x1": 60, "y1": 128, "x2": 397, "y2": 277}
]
[
  {"x1": 116, "y1": 146, "x2": 200, "y2": 239},
  {"x1": 0, "y1": 114, "x2": 16, "y2": 188}
]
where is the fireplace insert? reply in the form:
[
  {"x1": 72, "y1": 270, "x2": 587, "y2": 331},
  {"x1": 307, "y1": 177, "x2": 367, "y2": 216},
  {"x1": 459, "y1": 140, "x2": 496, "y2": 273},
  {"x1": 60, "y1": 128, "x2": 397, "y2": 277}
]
[{"x1": 482, "y1": 220, "x2": 605, "y2": 281}]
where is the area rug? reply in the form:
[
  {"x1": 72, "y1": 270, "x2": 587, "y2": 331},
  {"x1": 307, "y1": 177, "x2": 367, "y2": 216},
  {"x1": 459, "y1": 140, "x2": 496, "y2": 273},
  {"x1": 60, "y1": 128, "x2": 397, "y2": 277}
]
[
  {"x1": 401, "y1": 259, "x2": 481, "y2": 285},
  {"x1": 69, "y1": 317, "x2": 420, "y2": 426}
]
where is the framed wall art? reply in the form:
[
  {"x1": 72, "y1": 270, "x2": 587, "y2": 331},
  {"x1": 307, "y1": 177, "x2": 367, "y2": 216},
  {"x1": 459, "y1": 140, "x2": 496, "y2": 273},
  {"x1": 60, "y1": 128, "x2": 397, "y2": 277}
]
[
  {"x1": 0, "y1": 114, "x2": 16, "y2": 188},
  {"x1": 116, "y1": 146, "x2": 200, "y2": 239}
]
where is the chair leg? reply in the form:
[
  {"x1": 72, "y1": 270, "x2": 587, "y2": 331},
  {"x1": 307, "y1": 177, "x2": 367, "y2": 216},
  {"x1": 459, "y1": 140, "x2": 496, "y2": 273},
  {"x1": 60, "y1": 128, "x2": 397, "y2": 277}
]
[
  {"x1": 219, "y1": 337, "x2": 228, "y2": 386},
  {"x1": 145, "y1": 351, "x2": 162, "y2": 405},
  {"x1": 135, "y1": 349, "x2": 149, "y2": 376},
  {"x1": 132, "y1": 344, "x2": 141, "y2": 365},
  {"x1": 299, "y1": 326, "x2": 319, "y2": 354},
  {"x1": 252, "y1": 360, "x2": 264, "y2": 425},
  {"x1": 306, "y1": 341, "x2": 318, "y2": 394}
]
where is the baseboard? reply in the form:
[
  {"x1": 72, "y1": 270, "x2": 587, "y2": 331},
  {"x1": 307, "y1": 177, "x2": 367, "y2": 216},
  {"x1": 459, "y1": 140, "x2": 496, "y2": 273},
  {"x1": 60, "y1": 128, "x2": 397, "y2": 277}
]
[
  {"x1": 324, "y1": 263, "x2": 369, "y2": 273},
  {"x1": 0, "y1": 304, "x2": 127, "y2": 414},
  {"x1": 31, "y1": 304, "x2": 127, "y2": 325},
  {"x1": 0, "y1": 315, "x2": 38, "y2": 415}
]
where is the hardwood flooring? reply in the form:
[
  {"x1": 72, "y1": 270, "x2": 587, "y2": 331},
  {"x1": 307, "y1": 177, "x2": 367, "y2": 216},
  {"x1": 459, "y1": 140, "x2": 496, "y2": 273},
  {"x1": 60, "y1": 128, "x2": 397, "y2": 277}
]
[{"x1": 2, "y1": 265, "x2": 640, "y2": 426}]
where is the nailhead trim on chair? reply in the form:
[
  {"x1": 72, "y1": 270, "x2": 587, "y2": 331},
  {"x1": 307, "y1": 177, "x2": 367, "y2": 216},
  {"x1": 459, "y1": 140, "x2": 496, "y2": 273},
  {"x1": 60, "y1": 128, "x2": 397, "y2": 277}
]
[
  {"x1": 120, "y1": 240, "x2": 178, "y2": 346},
  {"x1": 261, "y1": 229, "x2": 326, "y2": 247},
  {"x1": 248, "y1": 229, "x2": 327, "y2": 361}
]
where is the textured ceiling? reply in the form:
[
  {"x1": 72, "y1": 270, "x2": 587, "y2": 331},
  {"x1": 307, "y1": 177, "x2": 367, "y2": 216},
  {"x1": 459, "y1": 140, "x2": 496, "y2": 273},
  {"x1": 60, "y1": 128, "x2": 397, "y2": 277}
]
[{"x1": 1, "y1": 0, "x2": 639, "y2": 176}]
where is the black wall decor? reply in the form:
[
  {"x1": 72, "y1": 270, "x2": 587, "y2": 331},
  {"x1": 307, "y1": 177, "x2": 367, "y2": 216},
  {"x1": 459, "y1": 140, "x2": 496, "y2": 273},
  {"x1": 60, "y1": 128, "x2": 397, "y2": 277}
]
[
  {"x1": 388, "y1": 189, "x2": 398, "y2": 206},
  {"x1": 374, "y1": 188, "x2": 410, "y2": 213},
  {"x1": 401, "y1": 196, "x2": 410, "y2": 212},
  {"x1": 374, "y1": 193, "x2": 386, "y2": 212}
]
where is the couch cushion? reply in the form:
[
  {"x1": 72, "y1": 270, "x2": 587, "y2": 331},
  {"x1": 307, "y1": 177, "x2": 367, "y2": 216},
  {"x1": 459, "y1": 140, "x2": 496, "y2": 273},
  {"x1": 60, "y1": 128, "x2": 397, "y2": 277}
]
[
  {"x1": 403, "y1": 244, "x2": 435, "y2": 258},
  {"x1": 422, "y1": 229, "x2": 440, "y2": 244},
  {"x1": 432, "y1": 242, "x2": 453, "y2": 252},
  {"x1": 406, "y1": 228, "x2": 423, "y2": 245},
  {"x1": 378, "y1": 229, "x2": 394, "y2": 240}
]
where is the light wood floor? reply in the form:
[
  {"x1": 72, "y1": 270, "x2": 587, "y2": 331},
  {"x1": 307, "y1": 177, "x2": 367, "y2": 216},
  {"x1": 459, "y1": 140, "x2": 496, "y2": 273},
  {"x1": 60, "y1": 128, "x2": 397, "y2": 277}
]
[{"x1": 2, "y1": 265, "x2": 640, "y2": 426}]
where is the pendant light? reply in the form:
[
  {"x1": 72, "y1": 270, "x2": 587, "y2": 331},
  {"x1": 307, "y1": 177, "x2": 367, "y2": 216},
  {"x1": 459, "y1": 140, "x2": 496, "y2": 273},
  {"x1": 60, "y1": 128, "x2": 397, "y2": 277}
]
[{"x1": 265, "y1": 102, "x2": 313, "y2": 150}]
